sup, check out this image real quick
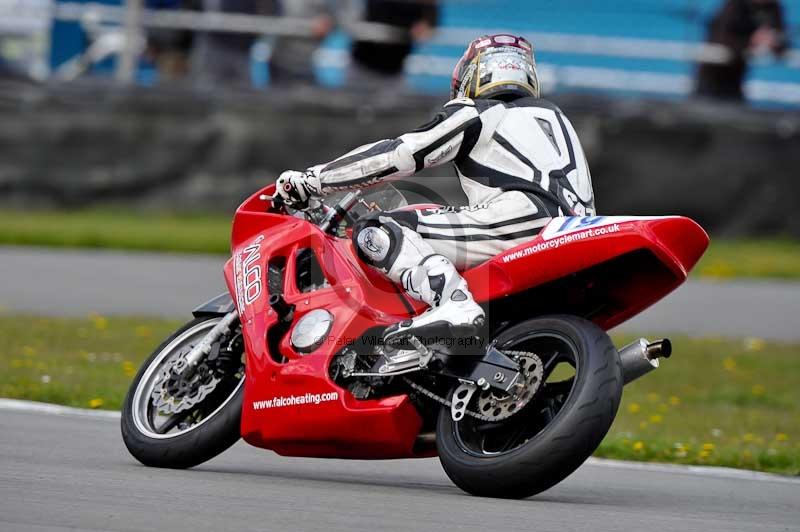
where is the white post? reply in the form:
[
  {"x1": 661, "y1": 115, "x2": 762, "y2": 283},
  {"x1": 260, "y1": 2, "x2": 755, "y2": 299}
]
[{"x1": 115, "y1": 0, "x2": 143, "y2": 83}]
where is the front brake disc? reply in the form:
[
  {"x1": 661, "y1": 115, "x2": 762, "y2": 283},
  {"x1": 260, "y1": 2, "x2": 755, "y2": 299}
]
[{"x1": 150, "y1": 350, "x2": 220, "y2": 415}]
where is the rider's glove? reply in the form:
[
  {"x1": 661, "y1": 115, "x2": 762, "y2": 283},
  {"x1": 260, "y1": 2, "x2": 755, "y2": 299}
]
[{"x1": 275, "y1": 170, "x2": 322, "y2": 209}]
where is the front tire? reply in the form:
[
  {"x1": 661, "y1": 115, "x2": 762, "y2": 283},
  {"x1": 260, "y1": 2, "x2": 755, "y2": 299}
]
[
  {"x1": 121, "y1": 317, "x2": 244, "y2": 469},
  {"x1": 436, "y1": 315, "x2": 622, "y2": 499}
]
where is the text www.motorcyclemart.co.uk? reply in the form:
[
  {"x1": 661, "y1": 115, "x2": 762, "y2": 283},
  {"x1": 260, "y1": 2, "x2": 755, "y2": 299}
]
[{"x1": 502, "y1": 223, "x2": 621, "y2": 263}]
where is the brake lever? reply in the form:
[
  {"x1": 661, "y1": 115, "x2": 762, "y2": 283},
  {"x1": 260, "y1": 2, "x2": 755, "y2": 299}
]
[{"x1": 263, "y1": 193, "x2": 289, "y2": 214}]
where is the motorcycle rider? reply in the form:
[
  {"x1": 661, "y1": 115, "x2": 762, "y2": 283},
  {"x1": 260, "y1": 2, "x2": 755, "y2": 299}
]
[{"x1": 276, "y1": 34, "x2": 595, "y2": 344}]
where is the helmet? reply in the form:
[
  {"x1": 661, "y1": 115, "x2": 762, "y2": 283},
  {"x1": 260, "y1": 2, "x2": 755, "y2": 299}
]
[{"x1": 450, "y1": 34, "x2": 540, "y2": 101}]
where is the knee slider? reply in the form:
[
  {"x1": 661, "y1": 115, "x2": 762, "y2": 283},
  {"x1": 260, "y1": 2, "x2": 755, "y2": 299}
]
[{"x1": 352, "y1": 214, "x2": 404, "y2": 271}]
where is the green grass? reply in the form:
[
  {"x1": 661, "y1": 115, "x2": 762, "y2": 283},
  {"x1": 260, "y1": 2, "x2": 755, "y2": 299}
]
[
  {"x1": 0, "y1": 314, "x2": 181, "y2": 411},
  {"x1": 1, "y1": 209, "x2": 799, "y2": 279},
  {"x1": 0, "y1": 313, "x2": 798, "y2": 474},
  {"x1": 596, "y1": 334, "x2": 799, "y2": 475},
  {"x1": 695, "y1": 239, "x2": 800, "y2": 280},
  {"x1": 0, "y1": 209, "x2": 231, "y2": 255}
]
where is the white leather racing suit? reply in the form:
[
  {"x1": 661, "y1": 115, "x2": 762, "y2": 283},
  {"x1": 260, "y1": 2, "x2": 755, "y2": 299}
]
[{"x1": 304, "y1": 96, "x2": 595, "y2": 340}]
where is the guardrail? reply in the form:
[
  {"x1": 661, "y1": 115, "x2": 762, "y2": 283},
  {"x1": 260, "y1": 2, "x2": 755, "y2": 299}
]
[
  {"x1": 52, "y1": 1, "x2": 800, "y2": 81},
  {"x1": 3, "y1": 0, "x2": 798, "y2": 100}
]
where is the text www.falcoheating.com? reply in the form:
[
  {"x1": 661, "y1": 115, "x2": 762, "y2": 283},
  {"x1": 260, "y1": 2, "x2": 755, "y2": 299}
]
[{"x1": 252, "y1": 392, "x2": 339, "y2": 410}]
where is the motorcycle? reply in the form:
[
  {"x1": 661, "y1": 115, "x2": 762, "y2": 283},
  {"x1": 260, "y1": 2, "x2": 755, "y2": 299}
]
[{"x1": 121, "y1": 182, "x2": 709, "y2": 499}]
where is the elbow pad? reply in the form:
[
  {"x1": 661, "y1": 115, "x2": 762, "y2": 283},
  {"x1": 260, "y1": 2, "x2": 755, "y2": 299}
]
[{"x1": 392, "y1": 141, "x2": 417, "y2": 176}]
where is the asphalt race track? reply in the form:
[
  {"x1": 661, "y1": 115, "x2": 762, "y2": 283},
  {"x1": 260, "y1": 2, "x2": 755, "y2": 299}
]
[
  {"x1": 2, "y1": 246, "x2": 799, "y2": 340},
  {"x1": 1, "y1": 407, "x2": 798, "y2": 532},
  {"x1": 2, "y1": 246, "x2": 800, "y2": 530}
]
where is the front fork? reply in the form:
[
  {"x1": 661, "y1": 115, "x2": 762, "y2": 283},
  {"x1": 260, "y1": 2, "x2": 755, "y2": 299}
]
[{"x1": 182, "y1": 310, "x2": 240, "y2": 375}]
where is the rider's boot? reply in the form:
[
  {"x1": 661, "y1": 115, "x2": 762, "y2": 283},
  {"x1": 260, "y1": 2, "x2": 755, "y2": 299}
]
[{"x1": 384, "y1": 254, "x2": 485, "y2": 345}]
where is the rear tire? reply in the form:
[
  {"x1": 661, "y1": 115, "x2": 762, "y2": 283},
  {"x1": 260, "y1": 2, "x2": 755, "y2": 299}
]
[
  {"x1": 436, "y1": 315, "x2": 622, "y2": 499},
  {"x1": 121, "y1": 317, "x2": 243, "y2": 469}
]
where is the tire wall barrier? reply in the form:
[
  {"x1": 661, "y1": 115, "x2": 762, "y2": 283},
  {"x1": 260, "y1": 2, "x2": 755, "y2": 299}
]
[{"x1": 2, "y1": 81, "x2": 799, "y2": 237}]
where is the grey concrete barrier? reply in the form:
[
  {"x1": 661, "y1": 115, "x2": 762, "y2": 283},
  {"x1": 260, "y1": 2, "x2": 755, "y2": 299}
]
[{"x1": 1, "y1": 80, "x2": 798, "y2": 237}]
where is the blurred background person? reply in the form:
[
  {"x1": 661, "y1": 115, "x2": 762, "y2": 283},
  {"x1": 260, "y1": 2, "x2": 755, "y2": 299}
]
[
  {"x1": 191, "y1": 0, "x2": 278, "y2": 89},
  {"x1": 347, "y1": 0, "x2": 438, "y2": 92},
  {"x1": 0, "y1": 56, "x2": 21, "y2": 79},
  {"x1": 146, "y1": 0, "x2": 196, "y2": 82},
  {"x1": 269, "y1": 0, "x2": 337, "y2": 86},
  {"x1": 695, "y1": 0, "x2": 789, "y2": 101}
]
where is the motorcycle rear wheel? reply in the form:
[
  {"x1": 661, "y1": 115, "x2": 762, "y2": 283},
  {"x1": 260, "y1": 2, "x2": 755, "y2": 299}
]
[
  {"x1": 436, "y1": 315, "x2": 622, "y2": 499},
  {"x1": 121, "y1": 316, "x2": 244, "y2": 469}
]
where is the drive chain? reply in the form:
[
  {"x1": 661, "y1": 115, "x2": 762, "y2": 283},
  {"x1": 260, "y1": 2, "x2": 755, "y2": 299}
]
[{"x1": 403, "y1": 350, "x2": 538, "y2": 422}]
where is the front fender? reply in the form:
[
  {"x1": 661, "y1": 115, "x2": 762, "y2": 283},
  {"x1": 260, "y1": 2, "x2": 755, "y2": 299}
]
[{"x1": 192, "y1": 292, "x2": 236, "y2": 317}]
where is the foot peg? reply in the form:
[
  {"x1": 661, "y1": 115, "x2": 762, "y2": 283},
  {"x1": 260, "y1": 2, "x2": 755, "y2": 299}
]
[{"x1": 407, "y1": 336, "x2": 434, "y2": 368}]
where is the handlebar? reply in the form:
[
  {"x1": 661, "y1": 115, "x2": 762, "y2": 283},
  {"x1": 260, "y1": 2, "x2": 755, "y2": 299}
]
[
  {"x1": 264, "y1": 190, "x2": 363, "y2": 235},
  {"x1": 318, "y1": 191, "x2": 362, "y2": 233}
]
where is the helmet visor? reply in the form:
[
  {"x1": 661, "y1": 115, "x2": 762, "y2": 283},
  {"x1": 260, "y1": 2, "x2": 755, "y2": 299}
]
[
  {"x1": 475, "y1": 47, "x2": 539, "y2": 98},
  {"x1": 452, "y1": 34, "x2": 539, "y2": 100}
]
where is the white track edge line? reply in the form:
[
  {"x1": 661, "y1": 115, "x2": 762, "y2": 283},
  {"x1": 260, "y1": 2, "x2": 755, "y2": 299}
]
[
  {"x1": 0, "y1": 398, "x2": 120, "y2": 419},
  {"x1": 1, "y1": 398, "x2": 798, "y2": 484},
  {"x1": 585, "y1": 457, "x2": 800, "y2": 485}
]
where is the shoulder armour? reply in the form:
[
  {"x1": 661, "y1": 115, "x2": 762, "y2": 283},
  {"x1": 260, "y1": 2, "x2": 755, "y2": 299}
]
[{"x1": 444, "y1": 97, "x2": 476, "y2": 108}]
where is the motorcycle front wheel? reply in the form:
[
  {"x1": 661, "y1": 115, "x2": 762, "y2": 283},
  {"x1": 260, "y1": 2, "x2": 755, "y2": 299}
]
[
  {"x1": 436, "y1": 315, "x2": 623, "y2": 499},
  {"x1": 121, "y1": 316, "x2": 245, "y2": 469}
]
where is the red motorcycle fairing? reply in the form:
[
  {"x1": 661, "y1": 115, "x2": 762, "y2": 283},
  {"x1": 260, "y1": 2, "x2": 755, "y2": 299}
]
[
  {"x1": 227, "y1": 186, "x2": 708, "y2": 459},
  {"x1": 466, "y1": 214, "x2": 709, "y2": 331}
]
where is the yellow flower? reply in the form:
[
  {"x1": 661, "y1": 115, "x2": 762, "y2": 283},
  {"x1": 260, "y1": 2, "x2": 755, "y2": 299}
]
[
  {"x1": 649, "y1": 414, "x2": 663, "y2": 424},
  {"x1": 88, "y1": 398, "x2": 104, "y2": 409},
  {"x1": 751, "y1": 385, "x2": 765, "y2": 396},
  {"x1": 639, "y1": 421, "x2": 648, "y2": 429},
  {"x1": 775, "y1": 433, "x2": 789, "y2": 442},
  {"x1": 134, "y1": 326, "x2": 152, "y2": 338},
  {"x1": 701, "y1": 262, "x2": 735, "y2": 278},
  {"x1": 743, "y1": 433, "x2": 755, "y2": 442},
  {"x1": 633, "y1": 441, "x2": 645, "y2": 452},
  {"x1": 668, "y1": 396, "x2": 680, "y2": 406},
  {"x1": 702, "y1": 443, "x2": 715, "y2": 452},
  {"x1": 88, "y1": 313, "x2": 108, "y2": 331},
  {"x1": 722, "y1": 358, "x2": 737, "y2": 371},
  {"x1": 627, "y1": 403, "x2": 641, "y2": 414},
  {"x1": 122, "y1": 361, "x2": 136, "y2": 377},
  {"x1": 22, "y1": 346, "x2": 36, "y2": 357}
]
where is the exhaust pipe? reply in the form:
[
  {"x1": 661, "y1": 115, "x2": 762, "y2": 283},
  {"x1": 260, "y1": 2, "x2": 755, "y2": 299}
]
[{"x1": 619, "y1": 338, "x2": 672, "y2": 385}]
